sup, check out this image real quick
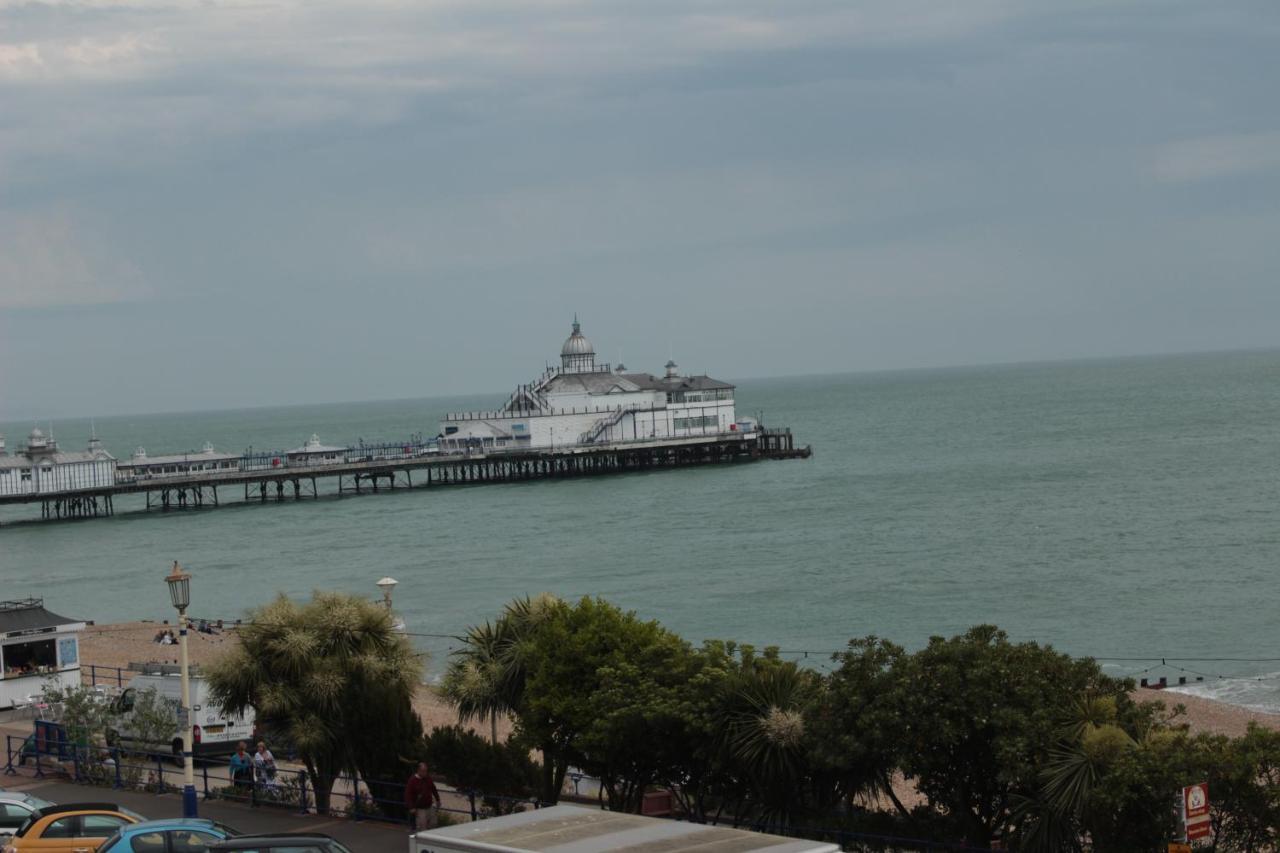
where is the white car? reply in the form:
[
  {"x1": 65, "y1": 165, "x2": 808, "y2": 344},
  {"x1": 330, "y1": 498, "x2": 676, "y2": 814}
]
[{"x1": 0, "y1": 793, "x2": 55, "y2": 839}]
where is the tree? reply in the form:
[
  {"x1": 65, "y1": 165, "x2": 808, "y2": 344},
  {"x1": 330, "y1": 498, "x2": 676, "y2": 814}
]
[
  {"x1": 517, "y1": 596, "x2": 690, "y2": 807},
  {"x1": 205, "y1": 591, "x2": 422, "y2": 813},
  {"x1": 883, "y1": 625, "x2": 1125, "y2": 845},
  {"x1": 441, "y1": 594, "x2": 561, "y2": 745},
  {"x1": 424, "y1": 725, "x2": 540, "y2": 813},
  {"x1": 40, "y1": 682, "x2": 114, "y2": 749},
  {"x1": 718, "y1": 658, "x2": 822, "y2": 831},
  {"x1": 812, "y1": 636, "x2": 910, "y2": 816},
  {"x1": 1199, "y1": 724, "x2": 1280, "y2": 852}
]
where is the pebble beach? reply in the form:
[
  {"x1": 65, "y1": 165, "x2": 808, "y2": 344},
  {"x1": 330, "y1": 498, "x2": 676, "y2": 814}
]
[
  {"x1": 80, "y1": 622, "x2": 1272, "y2": 743},
  {"x1": 78, "y1": 621, "x2": 513, "y2": 741}
]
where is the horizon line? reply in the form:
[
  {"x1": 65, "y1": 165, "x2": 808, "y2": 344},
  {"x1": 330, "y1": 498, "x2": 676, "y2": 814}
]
[{"x1": 2, "y1": 342, "x2": 1277, "y2": 426}]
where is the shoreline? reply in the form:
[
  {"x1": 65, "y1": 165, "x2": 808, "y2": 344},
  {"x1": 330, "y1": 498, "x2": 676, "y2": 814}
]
[
  {"x1": 77, "y1": 621, "x2": 512, "y2": 742},
  {"x1": 77, "y1": 622, "x2": 1278, "y2": 741}
]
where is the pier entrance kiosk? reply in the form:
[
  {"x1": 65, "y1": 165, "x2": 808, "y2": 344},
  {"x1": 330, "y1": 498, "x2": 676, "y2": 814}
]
[{"x1": 0, "y1": 599, "x2": 85, "y2": 710}]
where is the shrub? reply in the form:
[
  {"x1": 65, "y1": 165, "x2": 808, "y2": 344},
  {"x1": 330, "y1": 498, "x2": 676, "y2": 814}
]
[{"x1": 423, "y1": 725, "x2": 540, "y2": 813}]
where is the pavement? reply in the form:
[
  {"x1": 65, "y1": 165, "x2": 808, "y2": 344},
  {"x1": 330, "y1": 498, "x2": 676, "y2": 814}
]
[{"x1": 0, "y1": 769, "x2": 413, "y2": 852}]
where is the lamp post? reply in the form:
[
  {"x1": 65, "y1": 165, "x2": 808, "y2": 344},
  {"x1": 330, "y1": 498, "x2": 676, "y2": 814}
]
[
  {"x1": 375, "y1": 576, "x2": 398, "y2": 611},
  {"x1": 165, "y1": 560, "x2": 198, "y2": 818}
]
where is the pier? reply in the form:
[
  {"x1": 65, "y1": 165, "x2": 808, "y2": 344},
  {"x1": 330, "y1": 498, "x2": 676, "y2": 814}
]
[{"x1": 0, "y1": 430, "x2": 810, "y2": 524}]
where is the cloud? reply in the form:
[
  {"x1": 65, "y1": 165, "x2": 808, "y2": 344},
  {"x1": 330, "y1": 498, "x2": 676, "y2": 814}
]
[
  {"x1": 1150, "y1": 130, "x2": 1280, "y2": 184},
  {"x1": 0, "y1": 210, "x2": 149, "y2": 309}
]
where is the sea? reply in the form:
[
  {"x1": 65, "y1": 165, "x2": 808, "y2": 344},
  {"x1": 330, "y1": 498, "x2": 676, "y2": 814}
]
[{"x1": 2, "y1": 349, "x2": 1279, "y2": 711}]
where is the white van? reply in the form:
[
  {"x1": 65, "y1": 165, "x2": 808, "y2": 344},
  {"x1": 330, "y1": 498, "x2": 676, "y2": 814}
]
[
  {"x1": 107, "y1": 663, "x2": 255, "y2": 761},
  {"x1": 409, "y1": 805, "x2": 840, "y2": 853}
]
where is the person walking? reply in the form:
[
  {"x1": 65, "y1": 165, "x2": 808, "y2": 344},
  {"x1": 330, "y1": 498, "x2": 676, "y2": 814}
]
[
  {"x1": 253, "y1": 741, "x2": 278, "y2": 793},
  {"x1": 230, "y1": 741, "x2": 254, "y2": 796},
  {"x1": 404, "y1": 761, "x2": 441, "y2": 832}
]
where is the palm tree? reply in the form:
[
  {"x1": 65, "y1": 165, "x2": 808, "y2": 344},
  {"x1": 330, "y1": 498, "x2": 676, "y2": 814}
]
[
  {"x1": 206, "y1": 592, "x2": 421, "y2": 813},
  {"x1": 441, "y1": 620, "x2": 513, "y2": 744},
  {"x1": 441, "y1": 594, "x2": 562, "y2": 743},
  {"x1": 720, "y1": 663, "x2": 817, "y2": 831}
]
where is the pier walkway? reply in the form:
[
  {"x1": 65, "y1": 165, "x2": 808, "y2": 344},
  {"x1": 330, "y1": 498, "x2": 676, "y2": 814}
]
[{"x1": 0, "y1": 430, "x2": 810, "y2": 523}]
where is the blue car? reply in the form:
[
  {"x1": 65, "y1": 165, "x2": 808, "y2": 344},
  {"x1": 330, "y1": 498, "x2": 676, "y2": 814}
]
[{"x1": 99, "y1": 818, "x2": 242, "y2": 852}]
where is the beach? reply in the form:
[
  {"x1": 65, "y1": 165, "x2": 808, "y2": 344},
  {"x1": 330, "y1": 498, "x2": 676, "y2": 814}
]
[
  {"x1": 81, "y1": 622, "x2": 1272, "y2": 743},
  {"x1": 79, "y1": 621, "x2": 513, "y2": 741}
]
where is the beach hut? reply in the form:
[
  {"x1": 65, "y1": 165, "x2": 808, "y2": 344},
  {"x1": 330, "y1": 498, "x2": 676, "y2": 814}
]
[{"x1": 0, "y1": 599, "x2": 85, "y2": 710}]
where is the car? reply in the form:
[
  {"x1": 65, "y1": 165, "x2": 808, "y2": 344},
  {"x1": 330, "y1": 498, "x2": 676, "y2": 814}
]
[
  {"x1": 4, "y1": 803, "x2": 146, "y2": 853},
  {"x1": 99, "y1": 818, "x2": 243, "y2": 852},
  {"x1": 205, "y1": 835, "x2": 353, "y2": 853},
  {"x1": 0, "y1": 794, "x2": 56, "y2": 839}
]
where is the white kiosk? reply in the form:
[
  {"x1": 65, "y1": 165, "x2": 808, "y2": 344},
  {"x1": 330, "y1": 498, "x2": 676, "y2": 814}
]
[{"x1": 0, "y1": 599, "x2": 85, "y2": 709}]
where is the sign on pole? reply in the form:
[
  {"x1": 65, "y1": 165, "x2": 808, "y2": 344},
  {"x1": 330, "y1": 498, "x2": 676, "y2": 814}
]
[{"x1": 1183, "y1": 782, "x2": 1210, "y2": 842}]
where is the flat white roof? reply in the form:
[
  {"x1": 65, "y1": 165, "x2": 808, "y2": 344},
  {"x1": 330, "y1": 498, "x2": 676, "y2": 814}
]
[{"x1": 414, "y1": 805, "x2": 839, "y2": 853}]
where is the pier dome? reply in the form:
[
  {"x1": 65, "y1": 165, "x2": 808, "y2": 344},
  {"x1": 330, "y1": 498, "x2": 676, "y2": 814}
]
[{"x1": 560, "y1": 316, "x2": 596, "y2": 374}]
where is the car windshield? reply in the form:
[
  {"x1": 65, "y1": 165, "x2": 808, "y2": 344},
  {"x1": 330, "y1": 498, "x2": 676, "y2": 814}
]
[
  {"x1": 120, "y1": 807, "x2": 147, "y2": 822},
  {"x1": 13, "y1": 816, "x2": 34, "y2": 838},
  {"x1": 22, "y1": 795, "x2": 54, "y2": 809},
  {"x1": 326, "y1": 843, "x2": 354, "y2": 853},
  {"x1": 213, "y1": 822, "x2": 243, "y2": 838}
]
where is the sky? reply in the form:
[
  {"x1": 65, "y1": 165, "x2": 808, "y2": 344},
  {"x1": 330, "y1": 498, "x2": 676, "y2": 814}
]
[{"x1": 1, "y1": 0, "x2": 1278, "y2": 419}]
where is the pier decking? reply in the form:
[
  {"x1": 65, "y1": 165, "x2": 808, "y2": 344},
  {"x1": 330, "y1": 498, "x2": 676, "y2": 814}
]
[{"x1": 0, "y1": 430, "x2": 810, "y2": 523}]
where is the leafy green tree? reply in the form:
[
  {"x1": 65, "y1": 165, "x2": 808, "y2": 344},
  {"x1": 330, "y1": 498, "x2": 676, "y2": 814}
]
[
  {"x1": 518, "y1": 596, "x2": 689, "y2": 807},
  {"x1": 812, "y1": 636, "x2": 910, "y2": 816},
  {"x1": 129, "y1": 686, "x2": 181, "y2": 748},
  {"x1": 424, "y1": 725, "x2": 540, "y2": 813},
  {"x1": 40, "y1": 682, "x2": 115, "y2": 748},
  {"x1": 205, "y1": 591, "x2": 422, "y2": 813},
  {"x1": 883, "y1": 625, "x2": 1124, "y2": 845},
  {"x1": 1199, "y1": 724, "x2": 1280, "y2": 852}
]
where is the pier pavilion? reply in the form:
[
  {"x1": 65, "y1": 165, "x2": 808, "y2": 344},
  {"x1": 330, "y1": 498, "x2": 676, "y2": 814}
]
[{"x1": 439, "y1": 318, "x2": 740, "y2": 451}]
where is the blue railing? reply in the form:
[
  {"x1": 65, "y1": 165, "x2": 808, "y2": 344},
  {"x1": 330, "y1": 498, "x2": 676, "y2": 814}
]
[{"x1": 3, "y1": 732, "x2": 993, "y2": 851}]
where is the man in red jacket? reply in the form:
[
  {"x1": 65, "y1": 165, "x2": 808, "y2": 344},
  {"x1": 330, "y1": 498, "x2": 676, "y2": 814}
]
[{"x1": 405, "y1": 761, "x2": 442, "y2": 831}]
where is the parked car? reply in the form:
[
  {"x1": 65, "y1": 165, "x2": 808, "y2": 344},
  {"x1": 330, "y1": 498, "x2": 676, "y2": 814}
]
[
  {"x1": 99, "y1": 818, "x2": 242, "y2": 852},
  {"x1": 4, "y1": 803, "x2": 146, "y2": 852},
  {"x1": 206, "y1": 835, "x2": 353, "y2": 853},
  {"x1": 0, "y1": 794, "x2": 55, "y2": 839}
]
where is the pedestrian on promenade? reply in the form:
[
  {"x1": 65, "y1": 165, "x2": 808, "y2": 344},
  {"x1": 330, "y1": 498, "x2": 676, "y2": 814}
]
[
  {"x1": 405, "y1": 761, "x2": 441, "y2": 832},
  {"x1": 253, "y1": 740, "x2": 278, "y2": 791},
  {"x1": 230, "y1": 741, "x2": 254, "y2": 795}
]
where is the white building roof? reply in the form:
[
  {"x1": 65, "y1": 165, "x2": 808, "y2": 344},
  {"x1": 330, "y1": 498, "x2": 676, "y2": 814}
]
[
  {"x1": 121, "y1": 443, "x2": 240, "y2": 467},
  {"x1": 0, "y1": 449, "x2": 115, "y2": 469}
]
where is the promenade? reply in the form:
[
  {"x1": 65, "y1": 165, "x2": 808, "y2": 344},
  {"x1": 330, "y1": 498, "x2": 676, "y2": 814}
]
[{"x1": 0, "y1": 768, "x2": 408, "y2": 852}]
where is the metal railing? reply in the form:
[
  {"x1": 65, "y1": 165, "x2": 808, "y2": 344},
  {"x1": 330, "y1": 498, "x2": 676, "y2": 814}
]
[
  {"x1": 3, "y1": 731, "x2": 1000, "y2": 850},
  {"x1": 2, "y1": 733, "x2": 546, "y2": 827}
]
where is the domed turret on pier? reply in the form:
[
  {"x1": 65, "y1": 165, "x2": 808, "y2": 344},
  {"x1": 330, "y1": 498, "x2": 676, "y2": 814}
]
[{"x1": 560, "y1": 316, "x2": 596, "y2": 374}]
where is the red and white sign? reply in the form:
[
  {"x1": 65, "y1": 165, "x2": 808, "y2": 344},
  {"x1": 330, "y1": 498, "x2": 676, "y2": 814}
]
[
  {"x1": 1184, "y1": 783, "x2": 1209, "y2": 820},
  {"x1": 1183, "y1": 782, "x2": 1211, "y2": 841}
]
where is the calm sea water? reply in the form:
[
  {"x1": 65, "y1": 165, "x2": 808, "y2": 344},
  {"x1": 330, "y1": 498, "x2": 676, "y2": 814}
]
[{"x1": 3, "y1": 350, "x2": 1279, "y2": 710}]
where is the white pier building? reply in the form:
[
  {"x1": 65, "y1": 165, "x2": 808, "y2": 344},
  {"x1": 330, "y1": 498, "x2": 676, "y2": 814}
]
[
  {"x1": 119, "y1": 442, "x2": 241, "y2": 480},
  {"x1": 0, "y1": 429, "x2": 117, "y2": 497},
  {"x1": 439, "y1": 319, "x2": 743, "y2": 451}
]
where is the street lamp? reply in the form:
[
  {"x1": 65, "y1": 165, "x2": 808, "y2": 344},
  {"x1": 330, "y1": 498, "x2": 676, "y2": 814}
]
[
  {"x1": 375, "y1": 576, "x2": 398, "y2": 610},
  {"x1": 165, "y1": 561, "x2": 198, "y2": 818}
]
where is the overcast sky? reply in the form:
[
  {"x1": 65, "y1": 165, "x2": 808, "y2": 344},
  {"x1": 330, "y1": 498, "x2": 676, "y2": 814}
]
[{"x1": 1, "y1": 0, "x2": 1278, "y2": 419}]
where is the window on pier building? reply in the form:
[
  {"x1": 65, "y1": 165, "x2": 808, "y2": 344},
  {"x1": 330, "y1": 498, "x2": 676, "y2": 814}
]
[
  {"x1": 2, "y1": 638, "x2": 56, "y2": 679},
  {"x1": 673, "y1": 415, "x2": 720, "y2": 430}
]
